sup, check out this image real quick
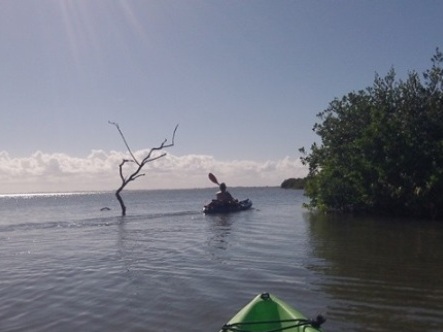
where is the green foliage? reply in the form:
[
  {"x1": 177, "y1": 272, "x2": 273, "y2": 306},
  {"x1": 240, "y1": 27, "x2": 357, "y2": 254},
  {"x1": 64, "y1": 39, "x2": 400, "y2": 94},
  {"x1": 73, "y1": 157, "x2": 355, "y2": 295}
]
[
  {"x1": 302, "y1": 48, "x2": 443, "y2": 220},
  {"x1": 281, "y1": 177, "x2": 306, "y2": 189}
]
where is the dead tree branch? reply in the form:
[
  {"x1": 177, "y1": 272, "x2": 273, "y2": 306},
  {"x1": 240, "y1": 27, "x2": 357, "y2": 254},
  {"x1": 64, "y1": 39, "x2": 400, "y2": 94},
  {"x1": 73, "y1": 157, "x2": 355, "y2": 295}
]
[
  {"x1": 110, "y1": 122, "x2": 179, "y2": 216},
  {"x1": 109, "y1": 121, "x2": 140, "y2": 165}
]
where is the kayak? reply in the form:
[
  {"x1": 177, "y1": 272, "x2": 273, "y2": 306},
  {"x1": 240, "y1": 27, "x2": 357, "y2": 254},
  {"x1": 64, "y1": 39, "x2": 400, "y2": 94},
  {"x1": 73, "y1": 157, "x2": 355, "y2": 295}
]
[
  {"x1": 220, "y1": 293, "x2": 325, "y2": 332},
  {"x1": 203, "y1": 199, "x2": 252, "y2": 214}
]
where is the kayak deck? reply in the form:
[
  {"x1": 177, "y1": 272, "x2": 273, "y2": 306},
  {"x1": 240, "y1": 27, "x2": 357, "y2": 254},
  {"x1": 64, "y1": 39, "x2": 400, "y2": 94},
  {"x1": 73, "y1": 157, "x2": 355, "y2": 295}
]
[
  {"x1": 220, "y1": 293, "x2": 325, "y2": 332},
  {"x1": 203, "y1": 198, "x2": 252, "y2": 214}
]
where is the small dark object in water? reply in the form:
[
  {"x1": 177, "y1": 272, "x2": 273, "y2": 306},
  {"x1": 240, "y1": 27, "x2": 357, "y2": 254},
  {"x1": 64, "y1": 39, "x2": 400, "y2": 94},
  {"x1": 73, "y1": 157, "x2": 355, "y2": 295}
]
[{"x1": 100, "y1": 207, "x2": 111, "y2": 211}]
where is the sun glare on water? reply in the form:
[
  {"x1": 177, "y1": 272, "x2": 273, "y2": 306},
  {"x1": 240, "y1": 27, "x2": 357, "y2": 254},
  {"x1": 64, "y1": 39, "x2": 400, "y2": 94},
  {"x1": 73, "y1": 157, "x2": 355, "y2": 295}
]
[{"x1": 0, "y1": 192, "x2": 105, "y2": 199}]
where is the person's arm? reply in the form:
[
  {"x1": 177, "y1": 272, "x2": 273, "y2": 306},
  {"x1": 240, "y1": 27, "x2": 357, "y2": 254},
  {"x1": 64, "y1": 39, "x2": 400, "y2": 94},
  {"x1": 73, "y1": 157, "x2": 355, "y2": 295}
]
[{"x1": 226, "y1": 191, "x2": 235, "y2": 201}]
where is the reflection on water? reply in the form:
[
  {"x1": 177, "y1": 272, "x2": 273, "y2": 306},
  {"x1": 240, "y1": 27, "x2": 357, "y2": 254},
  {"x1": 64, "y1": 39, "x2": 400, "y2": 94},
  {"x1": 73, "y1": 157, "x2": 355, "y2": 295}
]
[
  {"x1": 306, "y1": 213, "x2": 443, "y2": 331},
  {"x1": 206, "y1": 214, "x2": 234, "y2": 251},
  {"x1": 2, "y1": 189, "x2": 443, "y2": 331}
]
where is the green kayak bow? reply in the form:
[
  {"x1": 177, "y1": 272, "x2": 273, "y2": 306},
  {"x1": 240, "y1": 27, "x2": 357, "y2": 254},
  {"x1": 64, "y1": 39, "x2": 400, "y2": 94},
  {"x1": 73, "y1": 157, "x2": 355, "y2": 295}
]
[{"x1": 220, "y1": 293, "x2": 325, "y2": 332}]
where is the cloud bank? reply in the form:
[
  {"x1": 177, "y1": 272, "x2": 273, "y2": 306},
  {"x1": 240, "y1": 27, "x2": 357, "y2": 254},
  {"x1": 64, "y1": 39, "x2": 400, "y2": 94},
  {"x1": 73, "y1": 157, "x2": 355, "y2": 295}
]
[{"x1": 0, "y1": 150, "x2": 307, "y2": 194}]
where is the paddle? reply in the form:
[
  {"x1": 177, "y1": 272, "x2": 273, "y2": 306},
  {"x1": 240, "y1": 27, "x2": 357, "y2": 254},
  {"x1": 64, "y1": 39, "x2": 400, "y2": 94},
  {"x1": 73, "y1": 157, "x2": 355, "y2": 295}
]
[{"x1": 208, "y1": 172, "x2": 219, "y2": 185}]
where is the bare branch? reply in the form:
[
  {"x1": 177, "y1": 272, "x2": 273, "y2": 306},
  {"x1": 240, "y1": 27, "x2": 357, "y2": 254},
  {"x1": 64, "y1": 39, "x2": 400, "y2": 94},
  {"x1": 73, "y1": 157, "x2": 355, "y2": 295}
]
[
  {"x1": 109, "y1": 121, "x2": 140, "y2": 166},
  {"x1": 118, "y1": 161, "x2": 126, "y2": 182},
  {"x1": 172, "y1": 124, "x2": 178, "y2": 144},
  {"x1": 110, "y1": 123, "x2": 179, "y2": 216},
  {"x1": 141, "y1": 125, "x2": 178, "y2": 165},
  {"x1": 142, "y1": 152, "x2": 167, "y2": 165}
]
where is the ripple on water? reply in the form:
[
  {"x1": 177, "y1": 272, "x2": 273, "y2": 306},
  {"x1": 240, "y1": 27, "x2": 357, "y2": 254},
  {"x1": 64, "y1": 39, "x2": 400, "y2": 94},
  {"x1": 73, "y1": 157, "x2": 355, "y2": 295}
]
[{"x1": 1, "y1": 189, "x2": 443, "y2": 331}]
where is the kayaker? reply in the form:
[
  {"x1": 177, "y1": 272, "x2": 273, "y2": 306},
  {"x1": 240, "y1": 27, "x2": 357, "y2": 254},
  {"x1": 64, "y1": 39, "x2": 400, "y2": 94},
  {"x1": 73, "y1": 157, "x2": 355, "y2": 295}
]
[{"x1": 216, "y1": 182, "x2": 236, "y2": 203}]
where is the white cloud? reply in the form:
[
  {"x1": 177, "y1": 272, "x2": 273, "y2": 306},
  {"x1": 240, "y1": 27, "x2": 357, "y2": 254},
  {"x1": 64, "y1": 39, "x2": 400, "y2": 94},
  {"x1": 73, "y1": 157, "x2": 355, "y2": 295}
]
[{"x1": 0, "y1": 150, "x2": 307, "y2": 194}]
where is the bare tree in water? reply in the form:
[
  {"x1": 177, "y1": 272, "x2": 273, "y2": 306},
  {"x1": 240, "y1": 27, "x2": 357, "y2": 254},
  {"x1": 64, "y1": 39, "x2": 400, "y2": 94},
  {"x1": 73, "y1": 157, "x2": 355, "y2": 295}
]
[{"x1": 109, "y1": 121, "x2": 178, "y2": 216}]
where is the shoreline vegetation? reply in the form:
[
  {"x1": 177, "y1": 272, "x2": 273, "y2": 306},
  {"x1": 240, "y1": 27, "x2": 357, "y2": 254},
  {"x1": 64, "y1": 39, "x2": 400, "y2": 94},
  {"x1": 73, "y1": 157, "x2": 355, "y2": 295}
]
[
  {"x1": 300, "y1": 48, "x2": 443, "y2": 221},
  {"x1": 280, "y1": 177, "x2": 306, "y2": 190}
]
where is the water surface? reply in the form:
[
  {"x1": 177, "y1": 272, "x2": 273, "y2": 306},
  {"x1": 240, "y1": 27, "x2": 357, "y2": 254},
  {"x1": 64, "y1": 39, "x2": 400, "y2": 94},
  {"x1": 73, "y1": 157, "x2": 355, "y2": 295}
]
[{"x1": 1, "y1": 188, "x2": 442, "y2": 331}]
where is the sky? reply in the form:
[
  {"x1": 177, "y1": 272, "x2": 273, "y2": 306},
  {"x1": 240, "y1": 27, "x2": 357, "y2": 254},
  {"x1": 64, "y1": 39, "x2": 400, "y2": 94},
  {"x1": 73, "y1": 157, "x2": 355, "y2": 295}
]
[{"x1": 0, "y1": 0, "x2": 442, "y2": 194}]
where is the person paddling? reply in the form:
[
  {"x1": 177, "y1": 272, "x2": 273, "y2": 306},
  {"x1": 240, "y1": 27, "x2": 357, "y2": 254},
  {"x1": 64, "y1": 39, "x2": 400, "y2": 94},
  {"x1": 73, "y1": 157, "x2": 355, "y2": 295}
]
[{"x1": 216, "y1": 182, "x2": 236, "y2": 203}]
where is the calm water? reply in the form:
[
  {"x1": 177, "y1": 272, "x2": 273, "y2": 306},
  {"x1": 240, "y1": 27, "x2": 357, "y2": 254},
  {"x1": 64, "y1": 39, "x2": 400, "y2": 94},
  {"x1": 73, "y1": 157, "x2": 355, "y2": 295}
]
[{"x1": 1, "y1": 188, "x2": 442, "y2": 331}]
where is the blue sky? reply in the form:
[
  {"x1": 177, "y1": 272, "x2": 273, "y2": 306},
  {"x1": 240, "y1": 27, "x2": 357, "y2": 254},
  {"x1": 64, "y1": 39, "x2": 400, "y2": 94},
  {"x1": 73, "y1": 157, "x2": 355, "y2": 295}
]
[{"x1": 1, "y1": 0, "x2": 442, "y2": 194}]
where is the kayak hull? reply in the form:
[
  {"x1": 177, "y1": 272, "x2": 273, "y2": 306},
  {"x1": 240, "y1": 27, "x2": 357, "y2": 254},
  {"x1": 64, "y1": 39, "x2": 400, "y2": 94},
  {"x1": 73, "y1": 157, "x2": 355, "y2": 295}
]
[
  {"x1": 203, "y1": 199, "x2": 252, "y2": 215},
  {"x1": 220, "y1": 293, "x2": 324, "y2": 332}
]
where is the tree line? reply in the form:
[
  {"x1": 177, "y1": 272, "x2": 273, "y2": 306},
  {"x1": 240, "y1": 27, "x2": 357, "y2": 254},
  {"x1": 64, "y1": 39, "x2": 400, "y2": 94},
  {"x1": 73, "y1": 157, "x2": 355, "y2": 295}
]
[
  {"x1": 301, "y1": 49, "x2": 443, "y2": 220},
  {"x1": 281, "y1": 178, "x2": 306, "y2": 189}
]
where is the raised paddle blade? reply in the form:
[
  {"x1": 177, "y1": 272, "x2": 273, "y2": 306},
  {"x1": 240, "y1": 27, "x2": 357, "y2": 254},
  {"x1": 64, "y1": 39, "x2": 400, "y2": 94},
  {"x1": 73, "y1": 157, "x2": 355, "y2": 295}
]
[{"x1": 208, "y1": 173, "x2": 219, "y2": 185}]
